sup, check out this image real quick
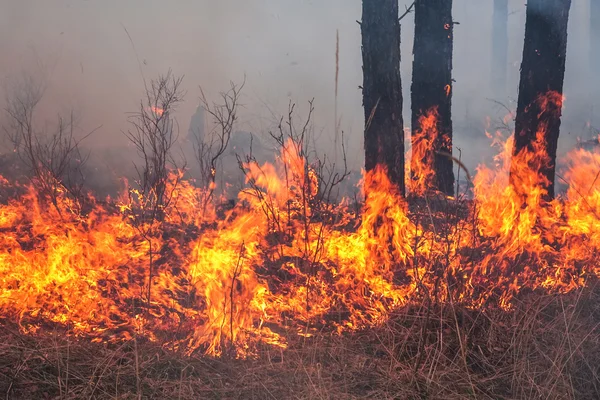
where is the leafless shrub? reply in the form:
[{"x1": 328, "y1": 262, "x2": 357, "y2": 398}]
[
  {"x1": 125, "y1": 70, "x2": 185, "y2": 222},
  {"x1": 3, "y1": 75, "x2": 93, "y2": 215},
  {"x1": 193, "y1": 79, "x2": 245, "y2": 212},
  {"x1": 124, "y1": 70, "x2": 185, "y2": 308}
]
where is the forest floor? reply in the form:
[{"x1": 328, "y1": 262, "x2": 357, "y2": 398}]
[{"x1": 1, "y1": 283, "x2": 599, "y2": 400}]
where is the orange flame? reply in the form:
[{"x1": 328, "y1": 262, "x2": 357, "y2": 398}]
[
  {"x1": 0, "y1": 94, "x2": 599, "y2": 356},
  {"x1": 409, "y1": 107, "x2": 439, "y2": 195},
  {"x1": 150, "y1": 106, "x2": 165, "y2": 116}
]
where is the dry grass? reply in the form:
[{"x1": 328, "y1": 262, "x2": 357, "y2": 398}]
[{"x1": 1, "y1": 282, "x2": 598, "y2": 400}]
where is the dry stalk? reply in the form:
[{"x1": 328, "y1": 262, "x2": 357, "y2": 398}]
[
  {"x1": 124, "y1": 70, "x2": 185, "y2": 310},
  {"x1": 194, "y1": 79, "x2": 245, "y2": 213},
  {"x1": 3, "y1": 75, "x2": 97, "y2": 216}
]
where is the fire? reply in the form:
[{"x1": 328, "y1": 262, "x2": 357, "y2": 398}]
[
  {"x1": 149, "y1": 106, "x2": 165, "y2": 116},
  {"x1": 409, "y1": 107, "x2": 439, "y2": 194},
  {"x1": 0, "y1": 99, "x2": 599, "y2": 357}
]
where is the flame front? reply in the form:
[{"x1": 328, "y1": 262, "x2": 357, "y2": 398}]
[{"x1": 0, "y1": 111, "x2": 599, "y2": 357}]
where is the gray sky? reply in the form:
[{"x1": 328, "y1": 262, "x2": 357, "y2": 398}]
[{"x1": 0, "y1": 0, "x2": 596, "y2": 172}]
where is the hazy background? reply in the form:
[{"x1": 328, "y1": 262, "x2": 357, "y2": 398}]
[{"x1": 0, "y1": 0, "x2": 597, "y2": 179}]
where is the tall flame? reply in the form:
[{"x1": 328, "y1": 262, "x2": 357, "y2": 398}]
[{"x1": 410, "y1": 107, "x2": 439, "y2": 195}]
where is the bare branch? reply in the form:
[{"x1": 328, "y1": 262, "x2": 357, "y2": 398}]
[
  {"x1": 193, "y1": 78, "x2": 246, "y2": 212},
  {"x1": 399, "y1": 2, "x2": 416, "y2": 21},
  {"x1": 3, "y1": 75, "x2": 94, "y2": 215},
  {"x1": 124, "y1": 70, "x2": 186, "y2": 224}
]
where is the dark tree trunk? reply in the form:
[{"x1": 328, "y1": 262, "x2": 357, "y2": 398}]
[
  {"x1": 492, "y1": 0, "x2": 509, "y2": 95},
  {"x1": 411, "y1": 0, "x2": 455, "y2": 196},
  {"x1": 512, "y1": 0, "x2": 571, "y2": 199},
  {"x1": 361, "y1": 0, "x2": 405, "y2": 197}
]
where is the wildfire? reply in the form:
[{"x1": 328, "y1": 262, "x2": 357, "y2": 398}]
[
  {"x1": 0, "y1": 108, "x2": 598, "y2": 358},
  {"x1": 149, "y1": 106, "x2": 165, "y2": 116}
]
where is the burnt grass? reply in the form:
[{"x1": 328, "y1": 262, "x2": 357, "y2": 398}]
[{"x1": 1, "y1": 282, "x2": 599, "y2": 400}]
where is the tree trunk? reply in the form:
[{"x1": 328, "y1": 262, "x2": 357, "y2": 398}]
[
  {"x1": 512, "y1": 0, "x2": 571, "y2": 199},
  {"x1": 361, "y1": 0, "x2": 405, "y2": 197},
  {"x1": 491, "y1": 0, "x2": 509, "y2": 96},
  {"x1": 411, "y1": 0, "x2": 455, "y2": 196}
]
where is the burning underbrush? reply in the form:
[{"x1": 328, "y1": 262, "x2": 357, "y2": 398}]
[
  {"x1": 0, "y1": 116, "x2": 598, "y2": 397},
  {"x1": 0, "y1": 120, "x2": 598, "y2": 364}
]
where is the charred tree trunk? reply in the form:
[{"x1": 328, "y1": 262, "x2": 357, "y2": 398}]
[
  {"x1": 361, "y1": 0, "x2": 405, "y2": 197},
  {"x1": 512, "y1": 0, "x2": 571, "y2": 199},
  {"x1": 411, "y1": 0, "x2": 455, "y2": 196},
  {"x1": 492, "y1": 0, "x2": 509, "y2": 95}
]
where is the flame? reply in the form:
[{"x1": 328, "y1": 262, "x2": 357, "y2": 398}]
[
  {"x1": 150, "y1": 106, "x2": 165, "y2": 116},
  {"x1": 0, "y1": 93, "x2": 599, "y2": 357},
  {"x1": 409, "y1": 107, "x2": 439, "y2": 195}
]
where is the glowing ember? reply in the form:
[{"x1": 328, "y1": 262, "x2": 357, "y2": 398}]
[{"x1": 149, "y1": 106, "x2": 165, "y2": 116}]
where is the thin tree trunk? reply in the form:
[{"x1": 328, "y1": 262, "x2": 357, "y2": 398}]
[
  {"x1": 512, "y1": 0, "x2": 571, "y2": 199},
  {"x1": 361, "y1": 0, "x2": 405, "y2": 197},
  {"x1": 492, "y1": 0, "x2": 509, "y2": 96},
  {"x1": 411, "y1": 0, "x2": 455, "y2": 196}
]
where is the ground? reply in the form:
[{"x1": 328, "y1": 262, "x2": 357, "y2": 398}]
[{"x1": 1, "y1": 283, "x2": 599, "y2": 400}]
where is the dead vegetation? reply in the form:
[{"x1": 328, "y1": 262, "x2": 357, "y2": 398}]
[
  {"x1": 3, "y1": 73, "x2": 96, "y2": 215},
  {"x1": 1, "y1": 284, "x2": 598, "y2": 399},
  {"x1": 1, "y1": 71, "x2": 599, "y2": 399},
  {"x1": 194, "y1": 79, "x2": 244, "y2": 212}
]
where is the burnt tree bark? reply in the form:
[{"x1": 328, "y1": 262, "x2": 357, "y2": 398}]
[
  {"x1": 361, "y1": 0, "x2": 405, "y2": 197},
  {"x1": 411, "y1": 0, "x2": 455, "y2": 196},
  {"x1": 492, "y1": 0, "x2": 509, "y2": 95},
  {"x1": 512, "y1": 0, "x2": 571, "y2": 199}
]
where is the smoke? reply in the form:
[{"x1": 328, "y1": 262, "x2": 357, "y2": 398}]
[{"x1": 0, "y1": 0, "x2": 596, "y2": 180}]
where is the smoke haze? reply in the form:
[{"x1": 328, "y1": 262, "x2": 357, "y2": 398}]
[{"x1": 0, "y1": 0, "x2": 597, "y2": 175}]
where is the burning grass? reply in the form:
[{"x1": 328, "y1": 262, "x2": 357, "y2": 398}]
[
  {"x1": 0, "y1": 94, "x2": 599, "y2": 397},
  {"x1": 0, "y1": 132, "x2": 599, "y2": 347}
]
